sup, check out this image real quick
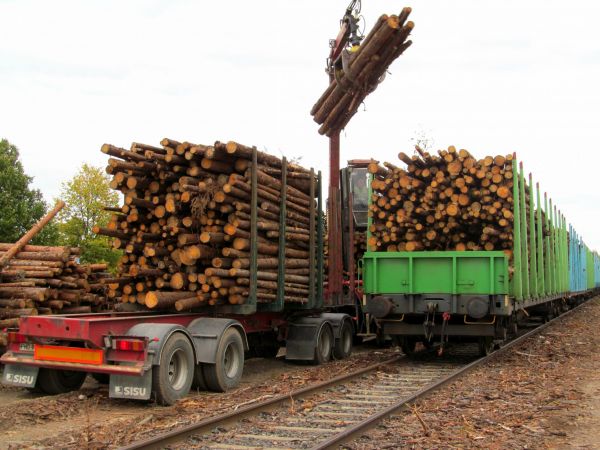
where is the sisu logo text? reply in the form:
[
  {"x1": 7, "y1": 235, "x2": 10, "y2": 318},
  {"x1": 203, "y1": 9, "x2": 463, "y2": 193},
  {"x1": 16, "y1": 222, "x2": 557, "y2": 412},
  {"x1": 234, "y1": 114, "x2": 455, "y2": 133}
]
[
  {"x1": 6, "y1": 374, "x2": 34, "y2": 385},
  {"x1": 114, "y1": 386, "x2": 147, "y2": 397}
]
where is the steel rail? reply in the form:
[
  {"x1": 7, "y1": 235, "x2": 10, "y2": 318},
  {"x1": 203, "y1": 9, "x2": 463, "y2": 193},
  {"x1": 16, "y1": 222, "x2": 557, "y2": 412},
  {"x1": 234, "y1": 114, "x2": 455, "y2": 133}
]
[
  {"x1": 311, "y1": 298, "x2": 592, "y2": 449},
  {"x1": 119, "y1": 355, "x2": 403, "y2": 450}
]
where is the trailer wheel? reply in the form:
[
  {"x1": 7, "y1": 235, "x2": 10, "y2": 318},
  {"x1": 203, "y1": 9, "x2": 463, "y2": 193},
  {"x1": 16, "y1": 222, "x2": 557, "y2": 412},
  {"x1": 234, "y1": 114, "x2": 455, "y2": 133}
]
[
  {"x1": 202, "y1": 328, "x2": 244, "y2": 392},
  {"x1": 312, "y1": 324, "x2": 333, "y2": 365},
  {"x1": 152, "y1": 333, "x2": 194, "y2": 405},
  {"x1": 333, "y1": 321, "x2": 353, "y2": 360},
  {"x1": 36, "y1": 368, "x2": 87, "y2": 395}
]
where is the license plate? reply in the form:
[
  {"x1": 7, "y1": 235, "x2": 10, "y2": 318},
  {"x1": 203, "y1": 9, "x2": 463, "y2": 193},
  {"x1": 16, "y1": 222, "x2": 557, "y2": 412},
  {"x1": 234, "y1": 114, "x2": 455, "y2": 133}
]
[
  {"x1": 2, "y1": 364, "x2": 38, "y2": 387},
  {"x1": 109, "y1": 371, "x2": 152, "y2": 400},
  {"x1": 19, "y1": 343, "x2": 34, "y2": 352}
]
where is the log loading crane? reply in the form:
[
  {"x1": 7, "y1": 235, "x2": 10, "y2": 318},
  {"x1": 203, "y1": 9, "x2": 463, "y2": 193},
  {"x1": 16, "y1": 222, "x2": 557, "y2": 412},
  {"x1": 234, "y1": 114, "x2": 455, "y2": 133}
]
[{"x1": 324, "y1": 0, "x2": 368, "y2": 308}]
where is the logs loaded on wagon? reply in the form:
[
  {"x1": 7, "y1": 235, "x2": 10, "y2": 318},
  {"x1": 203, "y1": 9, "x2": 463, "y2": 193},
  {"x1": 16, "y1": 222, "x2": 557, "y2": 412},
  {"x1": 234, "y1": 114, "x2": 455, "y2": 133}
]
[
  {"x1": 97, "y1": 139, "x2": 320, "y2": 311},
  {"x1": 367, "y1": 146, "x2": 545, "y2": 253},
  {"x1": 311, "y1": 8, "x2": 414, "y2": 136}
]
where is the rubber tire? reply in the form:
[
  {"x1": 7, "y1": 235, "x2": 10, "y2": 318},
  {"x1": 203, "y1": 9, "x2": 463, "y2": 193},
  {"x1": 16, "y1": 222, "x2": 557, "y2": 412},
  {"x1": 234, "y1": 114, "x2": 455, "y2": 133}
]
[
  {"x1": 333, "y1": 321, "x2": 353, "y2": 360},
  {"x1": 36, "y1": 368, "x2": 87, "y2": 395},
  {"x1": 191, "y1": 364, "x2": 208, "y2": 391},
  {"x1": 91, "y1": 373, "x2": 110, "y2": 385},
  {"x1": 152, "y1": 333, "x2": 195, "y2": 405},
  {"x1": 312, "y1": 324, "x2": 334, "y2": 365},
  {"x1": 202, "y1": 328, "x2": 245, "y2": 392}
]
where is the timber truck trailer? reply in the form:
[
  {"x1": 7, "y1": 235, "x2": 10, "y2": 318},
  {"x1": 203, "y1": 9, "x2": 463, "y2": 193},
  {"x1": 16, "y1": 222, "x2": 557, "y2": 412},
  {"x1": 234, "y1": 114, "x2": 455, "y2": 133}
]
[{"x1": 0, "y1": 1, "x2": 394, "y2": 405}]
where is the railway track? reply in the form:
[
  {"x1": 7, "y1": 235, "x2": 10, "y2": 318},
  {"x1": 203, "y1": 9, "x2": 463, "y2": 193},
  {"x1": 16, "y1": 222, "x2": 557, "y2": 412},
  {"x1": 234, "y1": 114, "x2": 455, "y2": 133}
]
[{"x1": 120, "y1": 299, "x2": 589, "y2": 450}]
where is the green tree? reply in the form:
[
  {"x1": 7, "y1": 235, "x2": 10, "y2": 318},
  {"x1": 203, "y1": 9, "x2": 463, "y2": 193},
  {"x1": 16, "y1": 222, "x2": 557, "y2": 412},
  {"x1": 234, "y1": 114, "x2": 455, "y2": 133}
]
[
  {"x1": 0, "y1": 138, "x2": 58, "y2": 245},
  {"x1": 57, "y1": 164, "x2": 120, "y2": 268}
]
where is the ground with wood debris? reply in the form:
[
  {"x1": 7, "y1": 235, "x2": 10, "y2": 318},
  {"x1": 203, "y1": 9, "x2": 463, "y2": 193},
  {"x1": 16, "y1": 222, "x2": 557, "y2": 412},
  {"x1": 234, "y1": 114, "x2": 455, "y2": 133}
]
[
  {"x1": 0, "y1": 344, "x2": 398, "y2": 449},
  {"x1": 349, "y1": 297, "x2": 600, "y2": 449}
]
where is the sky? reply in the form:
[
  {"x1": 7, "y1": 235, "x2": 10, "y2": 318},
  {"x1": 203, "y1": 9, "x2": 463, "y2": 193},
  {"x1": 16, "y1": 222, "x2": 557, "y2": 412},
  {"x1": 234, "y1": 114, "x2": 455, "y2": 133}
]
[{"x1": 1, "y1": 0, "x2": 600, "y2": 249}]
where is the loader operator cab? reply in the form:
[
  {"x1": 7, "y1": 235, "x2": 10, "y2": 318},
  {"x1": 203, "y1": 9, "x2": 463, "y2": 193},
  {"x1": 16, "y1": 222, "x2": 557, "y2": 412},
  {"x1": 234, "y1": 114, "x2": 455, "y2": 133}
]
[
  {"x1": 341, "y1": 160, "x2": 370, "y2": 229},
  {"x1": 348, "y1": 167, "x2": 369, "y2": 227}
]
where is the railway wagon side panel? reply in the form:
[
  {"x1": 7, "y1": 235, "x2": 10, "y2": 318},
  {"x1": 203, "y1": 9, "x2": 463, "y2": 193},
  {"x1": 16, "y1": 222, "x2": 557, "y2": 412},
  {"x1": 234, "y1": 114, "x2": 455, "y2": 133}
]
[
  {"x1": 363, "y1": 251, "x2": 510, "y2": 321},
  {"x1": 363, "y1": 251, "x2": 508, "y2": 296}
]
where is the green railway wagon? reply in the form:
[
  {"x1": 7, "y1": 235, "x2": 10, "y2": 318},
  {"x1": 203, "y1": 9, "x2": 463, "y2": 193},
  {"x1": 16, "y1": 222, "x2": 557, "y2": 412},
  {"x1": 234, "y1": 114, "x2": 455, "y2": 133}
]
[{"x1": 362, "y1": 155, "x2": 596, "y2": 354}]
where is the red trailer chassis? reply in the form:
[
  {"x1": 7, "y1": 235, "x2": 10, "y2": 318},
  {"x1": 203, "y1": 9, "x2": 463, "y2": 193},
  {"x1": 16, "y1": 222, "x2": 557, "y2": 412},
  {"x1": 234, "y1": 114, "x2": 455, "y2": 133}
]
[
  {"x1": 1, "y1": 310, "x2": 353, "y2": 404},
  {"x1": 3, "y1": 311, "x2": 285, "y2": 372}
]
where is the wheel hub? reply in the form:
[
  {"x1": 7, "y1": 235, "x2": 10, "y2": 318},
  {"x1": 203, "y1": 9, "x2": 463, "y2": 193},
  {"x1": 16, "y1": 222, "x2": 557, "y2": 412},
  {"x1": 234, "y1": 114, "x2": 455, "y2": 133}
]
[
  {"x1": 224, "y1": 343, "x2": 240, "y2": 378},
  {"x1": 168, "y1": 348, "x2": 189, "y2": 390}
]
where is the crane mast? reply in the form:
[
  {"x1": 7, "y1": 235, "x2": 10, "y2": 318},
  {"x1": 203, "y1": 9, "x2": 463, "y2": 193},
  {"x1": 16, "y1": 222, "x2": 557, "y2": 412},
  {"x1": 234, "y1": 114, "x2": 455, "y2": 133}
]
[{"x1": 326, "y1": 1, "x2": 363, "y2": 304}]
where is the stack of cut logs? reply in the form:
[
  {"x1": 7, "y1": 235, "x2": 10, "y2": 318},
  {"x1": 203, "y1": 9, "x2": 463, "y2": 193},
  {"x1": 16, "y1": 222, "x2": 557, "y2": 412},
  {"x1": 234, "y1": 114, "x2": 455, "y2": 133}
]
[
  {"x1": 0, "y1": 244, "x2": 111, "y2": 329},
  {"x1": 368, "y1": 146, "x2": 519, "y2": 252},
  {"x1": 97, "y1": 139, "x2": 318, "y2": 311},
  {"x1": 311, "y1": 8, "x2": 413, "y2": 136}
]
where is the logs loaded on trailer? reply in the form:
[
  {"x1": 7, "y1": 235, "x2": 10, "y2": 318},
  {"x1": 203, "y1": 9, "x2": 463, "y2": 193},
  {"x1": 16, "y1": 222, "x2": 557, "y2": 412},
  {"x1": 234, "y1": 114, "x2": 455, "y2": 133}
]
[
  {"x1": 97, "y1": 138, "x2": 321, "y2": 311},
  {"x1": 367, "y1": 146, "x2": 546, "y2": 253},
  {"x1": 311, "y1": 8, "x2": 414, "y2": 136}
]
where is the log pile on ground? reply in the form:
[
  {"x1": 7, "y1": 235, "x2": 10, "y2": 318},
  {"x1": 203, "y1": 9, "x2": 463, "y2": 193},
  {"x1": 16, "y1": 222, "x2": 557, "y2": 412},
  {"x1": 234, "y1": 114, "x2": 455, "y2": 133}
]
[
  {"x1": 368, "y1": 146, "x2": 520, "y2": 252},
  {"x1": 0, "y1": 202, "x2": 111, "y2": 338},
  {"x1": 97, "y1": 139, "x2": 319, "y2": 311},
  {"x1": 0, "y1": 244, "x2": 111, "y2": 329},
  {"x1": 310, "y1": 8, "x2": 414, "y2": 136}
]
